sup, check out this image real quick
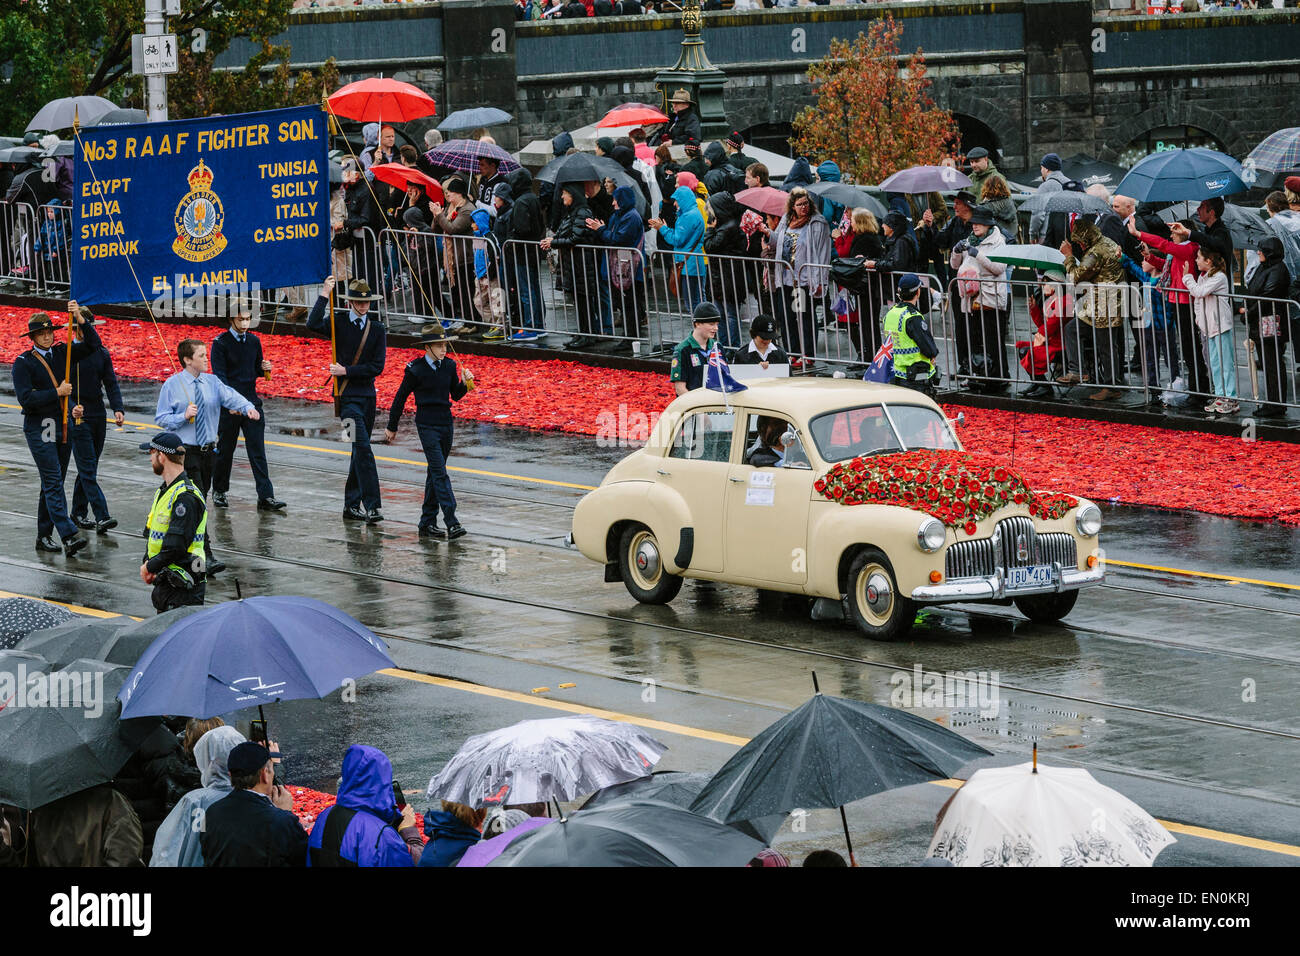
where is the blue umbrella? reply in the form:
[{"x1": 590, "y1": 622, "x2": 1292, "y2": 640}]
[
  {"x1": 117, "y1": 597, "x2": 394, "y2": 719},
  {"x1": 1115, "y1": 148, "x2": 1246, "y2": 203},
  {"x1": 437, "y1": 107, "x2": 513, "y2": 133}
]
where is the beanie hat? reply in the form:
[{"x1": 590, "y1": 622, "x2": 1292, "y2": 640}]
[{"x1": 1041, "y1": 153, "x2": 1063, "y2": 172}]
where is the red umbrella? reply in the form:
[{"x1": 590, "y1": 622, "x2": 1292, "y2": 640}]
[
  {"x1": 370, "y1": 163, "x2": 445, "y2": 204},
  {"x1": 327, "y1": 78, "x2": 437, "y2": 124},
  {"x1": 736, "y1": 186, "x2": 790, "y2": 217},
  {"x1": 597, "y1": 104, "x2": 669, "y2": 129}
]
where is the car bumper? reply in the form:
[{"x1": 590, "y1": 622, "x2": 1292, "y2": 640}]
[{"x1": 910, "y1": 563, "x2": 1105, "y2": 602}]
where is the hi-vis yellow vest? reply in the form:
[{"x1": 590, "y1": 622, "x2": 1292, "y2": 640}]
[
  {"x1": 882, "y1": 303, "x2": 934, "y2": 377},
  {"x1": 146, "y1": 477, "x2": 207, "y2": 586}
]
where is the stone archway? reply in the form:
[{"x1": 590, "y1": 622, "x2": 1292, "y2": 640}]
[
  {"x1": 942, "y1": 86, "x2": 1024, "y2": 169},
  {"x1": 1100, "y1": 103, "x2": 1249, "y2": 164}
]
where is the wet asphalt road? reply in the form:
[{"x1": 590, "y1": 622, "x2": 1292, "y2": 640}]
[{"x1": 1, "y1": 380, "x2": 1298, "y2": 866}]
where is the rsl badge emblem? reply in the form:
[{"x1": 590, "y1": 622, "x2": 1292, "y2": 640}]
[{"x1": 173, "y1": 160, "x2": 227, "y2": 262}]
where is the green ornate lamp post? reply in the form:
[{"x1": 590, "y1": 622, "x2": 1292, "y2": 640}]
[{"x1": 654, "y1": 0, "x2": 729, "y2": 140}]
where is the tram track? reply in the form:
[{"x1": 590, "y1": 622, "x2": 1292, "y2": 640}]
[{"x1": 3, "y1": 503, "x2": 1299, "y2": 748}]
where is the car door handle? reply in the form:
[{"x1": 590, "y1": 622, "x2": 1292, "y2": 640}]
[
  {"x1": 657, "y1": 469, "x2": 671, "y2": 476},
  {"x1": 728, "y1": 476, "x2": 744, "y2": 483}
]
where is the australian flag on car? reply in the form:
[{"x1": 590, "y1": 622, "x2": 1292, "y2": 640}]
[
  {"x1": 705, "y1": 344, "x2": 747, "y2": 393},
  {"x1": 863, "y1": 337, "x2": 894, "y2": 384}
]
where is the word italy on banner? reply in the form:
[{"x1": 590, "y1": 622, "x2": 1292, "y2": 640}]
[{"x1": 71, "y1": 105, "x2": 329, "y2": 306}]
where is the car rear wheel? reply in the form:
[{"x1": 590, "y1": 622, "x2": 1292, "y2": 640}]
[
  {"x1": 1014, "y1": 590, "x2": 1079, "y2": 624},
  {"x1": 846, "y1": 548, "x2": 915, "y2": 642},
  {"x1": 618, "y1": 526, "x2": 683, "y2": 605}
]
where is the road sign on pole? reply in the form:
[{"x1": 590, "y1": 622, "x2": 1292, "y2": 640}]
[{"x1": 132, "y1": 33, "x2": 179, "y2": 76}]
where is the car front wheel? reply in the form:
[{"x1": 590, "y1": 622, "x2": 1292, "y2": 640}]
[
  {"x1": 1014, "y1": 590, "x2": 1079, "y2": 623},
  {"x1": 845, "y1": 548, "x2": 915, "y2": 642},
  {"x1": 618, "y1": 526, "x2": 683, "y2": 605}
]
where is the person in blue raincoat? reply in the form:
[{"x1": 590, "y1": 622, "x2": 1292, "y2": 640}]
[
  {"x1": 308, "y1": 744, "x2": 424, "y2": 867},
  {"x1": 815, "y1": 160, "x2": 843, "y2": 226},
  {"x1": 419, "y1": 801, "x2": 487, "y2": 867},
  {"x1": 589, "y1": 184, "x2": 647, "y2": 338},
  {"x1": 650, "y1": 185, "x2": 707, "y2": 313}
]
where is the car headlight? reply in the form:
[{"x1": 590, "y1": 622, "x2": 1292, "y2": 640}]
[
  {"x1": 917, "y1": 517, "x2": 946, "y2": 552},
  {"x1": 1075, "y1": 503, "x2": 1102, "y2": 537}
]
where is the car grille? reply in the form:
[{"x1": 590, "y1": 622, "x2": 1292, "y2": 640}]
[{"x1": 945, "y1": 519, "x2": 1078, "y2": 580}]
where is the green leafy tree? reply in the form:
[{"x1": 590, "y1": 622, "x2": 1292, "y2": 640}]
[
  {"x1": 0, "y1": 0, "x2": 336, "y2": 133},
  {"x1": 791, "y1": 15, "x2": 958, "y2": 184}
]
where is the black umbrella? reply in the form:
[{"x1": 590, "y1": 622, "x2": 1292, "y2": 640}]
[
  {"x1": 488, "y1": 799, "x2": 765, "y2": 867},
  {"x1": 689, "y1": 682, "x2": 992, "y2": 865},
  {"x1": 0, "y1": 657, "x2": 161, "y2": 809},
  {"x1": 110, "y1": 604, "x2": 204, "y2": 645},
  {"x1": 581, "y1": 770, "x2": 787, "y2": 843},
  {"x1": 91, "y1": 108, "x2": 148, "y2": 127},
  {"x1": 805, "y1": 181, "x2": 888, "y2": 219},
  {"x1": 0, "y1": 598, "x2": 74, "y2": 651},
  {"x1": 1061, "y1": 153, "x2": 1129, "y2": 191},
  {"x1": 536, "y1": 152, "x2": 647, "y2": 217},
  {"x1": 16, "y1": 617, "x2": 150, "y2": 669},
  {"x1": 1020, "y1": 190, "x2": 1110, "y2": 217}
]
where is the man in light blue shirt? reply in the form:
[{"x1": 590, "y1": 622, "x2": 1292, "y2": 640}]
[{"x1": 156, "y1": 338, "x2": 259, "y2": 575}]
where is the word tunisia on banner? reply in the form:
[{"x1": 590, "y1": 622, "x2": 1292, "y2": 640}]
[{"x1": 71, "y1": 105, "x2": 330, "y2": 306}]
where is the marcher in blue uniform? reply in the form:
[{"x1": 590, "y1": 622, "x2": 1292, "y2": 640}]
[
  {"x1": 210, "y1": 298, "x2": 285, "y2": 512},
  {"x1": 384, "y1": 325, "x2": 471, "y2": 539},
  {"x1": 306, "y1": 276, "x2": 388, "y2": 523},
  {"x1": 68, "y1": 308, "x2": 123, "y2": 534},
  {"x1": 10, "y1": 306, "x2": 99, "y2": 555}
]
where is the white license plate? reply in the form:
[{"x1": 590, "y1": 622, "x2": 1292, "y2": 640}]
[{"x1": 1007, "y1": 565, "x2": 1054, "y2": 590}]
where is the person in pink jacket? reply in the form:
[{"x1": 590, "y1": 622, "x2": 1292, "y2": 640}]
[
  {"x1": 1131, "y1": 217, "x2": 1210, "y2": 396},
  {"x1": 1181, "y1": 247, "x2": 1237, "y2": 415}
]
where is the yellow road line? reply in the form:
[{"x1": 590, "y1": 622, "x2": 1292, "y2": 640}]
[
  {"x1": 0, "y1": 589, "x2": 139, "y2": 620},
  {"x1": 1108, "y1": 559, "x2": 1300, "y2": 592},
  {"x1": 5, "y1": 405, "x2": 1297, "y2": 588},
  {"x1": 377, "y1": 668, "x2": 751, "y2": 747},
  {"x1": 1, "y1": 588, "x2": 1296, "y2": 858}
]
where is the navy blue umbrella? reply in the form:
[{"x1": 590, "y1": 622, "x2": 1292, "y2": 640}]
[
  {"x1": 1115, "y1": 148, "x2": 1246, "y2": 203},
  {"x1": 117, "y1": 596, "x2": 394, "y2": 719},
  {"x1": 437, "y1": 107, "x2": 513, "y2": 132}
]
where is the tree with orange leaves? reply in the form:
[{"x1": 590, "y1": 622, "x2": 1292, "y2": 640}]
[{"x1": 791, "y1": 15, "x2": 958, "y2": 185}]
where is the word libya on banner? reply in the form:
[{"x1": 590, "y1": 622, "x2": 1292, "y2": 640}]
[{"x1": 71, "y1": 105, "x2": 330, "y2": 306}]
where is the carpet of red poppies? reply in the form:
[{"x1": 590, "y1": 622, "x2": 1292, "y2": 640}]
[
  {"x1": 4, "y1": 306, "x2": 1298, "y2": 525},
  {"x1": 290, "y1": 785, "x2": 425, "y2": 839}
]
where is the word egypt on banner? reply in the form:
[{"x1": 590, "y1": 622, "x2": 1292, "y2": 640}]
[{"x1": 72, "y1": 105, "x2": 329, "y2": 306}]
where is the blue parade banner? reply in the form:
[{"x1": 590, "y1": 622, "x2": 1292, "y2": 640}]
[{"x1": 71, "y1": 105, "x2": 329, "y2": 306}]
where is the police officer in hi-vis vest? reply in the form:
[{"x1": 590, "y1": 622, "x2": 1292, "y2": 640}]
[
  {"x1": 139, "y1": 432, "x2": 208, "y2": 613},
  {"x1": 881, "y1": 274, "x2": 940, "y2": 395}
]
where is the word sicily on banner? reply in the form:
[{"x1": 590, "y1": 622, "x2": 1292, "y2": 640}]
[{"x1": 71, "y1": 105, "x2": 329, "y2": 306}]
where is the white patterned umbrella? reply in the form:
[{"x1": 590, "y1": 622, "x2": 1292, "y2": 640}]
[
  {"x1": 426, "y1": 715, "x2": 667, "y2": 807},
  {"x1": 0, "y1": 598, "x2": 74, "y2": 650},
  {"x1": 927, "y1": 761, "x2": 1175, "y2": 867}
]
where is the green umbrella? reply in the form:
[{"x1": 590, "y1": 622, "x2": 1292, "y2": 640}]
[{"x1": 987, "y1": 244, "x2": 1067, "y2": 276}]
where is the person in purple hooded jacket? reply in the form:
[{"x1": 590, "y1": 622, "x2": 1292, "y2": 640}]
[{"x1": 308, "y1": 745, "x2": 424, "y2": 867}]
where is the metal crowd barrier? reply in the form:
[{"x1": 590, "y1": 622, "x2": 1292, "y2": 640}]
[
  {"x1": 936, "y1": 273, "x2": 1300, "y2": 414},
  {"x1": 795, "y1": 261, "x2": 949, "y2": 371},
  {"x1": 0, "y1": 200, "x2": 39, "y2": 296}
]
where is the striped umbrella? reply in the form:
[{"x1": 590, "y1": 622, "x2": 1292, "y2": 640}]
[
  {"x1": 1245, "y1": 128, "x2": 1300, "y2": 175},
  {"x1": 423, "y1": 139, "x2": 520, "y2": 174}
]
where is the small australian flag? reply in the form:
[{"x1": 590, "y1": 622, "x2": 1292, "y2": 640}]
[
  {"x1": 863, "y1": 337, "x2": 895, "y2": 383},
  {"x1": 705, "y1": 344, "x2": 747, "y2": 393}
]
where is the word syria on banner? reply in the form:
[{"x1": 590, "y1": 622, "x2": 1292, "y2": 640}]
[{"x1": 71, "y1": 105, "x2": 329, "y2": 306}]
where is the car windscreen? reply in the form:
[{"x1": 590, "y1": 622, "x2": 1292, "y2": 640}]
[{"x1": 808, "y1": 404, "x2": 957, "y2": 462}]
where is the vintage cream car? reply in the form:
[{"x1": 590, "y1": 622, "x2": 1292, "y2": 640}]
[{"x1": 571, "y1": 380, "x2": 1104, "y2": 640}]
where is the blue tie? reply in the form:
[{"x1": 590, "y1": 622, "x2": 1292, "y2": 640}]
[{"x1": 194, "y1": 377, "x2": 211, "y2": 446}]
